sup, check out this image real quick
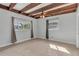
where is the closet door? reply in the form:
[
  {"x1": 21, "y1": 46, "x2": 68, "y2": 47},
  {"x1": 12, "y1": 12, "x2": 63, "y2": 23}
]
[{"x1": 46, "y1": 20, "x2": 49, "y2": 39}]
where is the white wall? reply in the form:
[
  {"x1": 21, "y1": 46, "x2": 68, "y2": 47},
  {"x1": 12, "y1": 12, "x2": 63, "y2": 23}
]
[
  {"x1": 0, "y1": 8, "x2": 37, "y2": 47},
  {"x1": 14, "y1": 18, "x2": 31, "y2": 43},
  {"x1": 76, "y1": 5, "x2": 79, "y2": 48},
  {"x1": 38, "y1": 13, "x2": 76, "y2": 45},
  {"x1": 36, "y1": 19, "x2": 46, "y2": 39},
  {"x1": 0, "y1": 8, "x2": 77, "y2": 47}
]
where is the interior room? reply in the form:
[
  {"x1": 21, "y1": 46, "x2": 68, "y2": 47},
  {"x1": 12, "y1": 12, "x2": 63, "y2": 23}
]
[{"x1": 0, "y1": 3, "x2": 79, "y2": 56}]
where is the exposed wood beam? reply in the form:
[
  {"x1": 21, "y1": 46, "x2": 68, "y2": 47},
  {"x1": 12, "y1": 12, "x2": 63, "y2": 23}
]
[
  {"x1": 0, "y1": 3, "x2": 77, "y2": 19},
  {"x1": 34, "y1": 8, "x2": 76, "y2": 19},
  {"x1": 34, "y1": 7, "x2": 76, "y2": 18},
  {"x1": 0, "y1": 4, "x2": 9, "y2": 10},
  {"x1": 29, "y1": 3, "x2": 65, "y2": 15},
  {"x1": 48, "y1": 7, "x2": 76, "y2": 16},
  {"x1": 0, "y1": 4, "x2": 30, "y2": 17},
  {"x1": 35, "y1": 7, "x2": 76, "y2": 18},
  {"x1": 31, "y1": 3, "x2": 77, "y2": 16},
  {"x1": 33, "y1": 4, "x2": 77, "y2": 18},
  {"x1": 9, "y1": 3, "x2": 16, "y2": 10},
  {"x1": 21, "y1": 3, "x2": 41, "y2": 13},
  {"x1": 45, "y1": 4, "x2": 77, "y2": 16}
]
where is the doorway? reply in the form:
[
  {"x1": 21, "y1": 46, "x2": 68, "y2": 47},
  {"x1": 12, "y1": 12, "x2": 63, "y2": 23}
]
[{"x1": 46, "y1": 20, "x2": 49, "y2": 39}]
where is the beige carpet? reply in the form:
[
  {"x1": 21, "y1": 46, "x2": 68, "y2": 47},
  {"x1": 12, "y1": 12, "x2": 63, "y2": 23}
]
[{"x1": 0, "y1": 39, "x2": 79, "y2": 56}]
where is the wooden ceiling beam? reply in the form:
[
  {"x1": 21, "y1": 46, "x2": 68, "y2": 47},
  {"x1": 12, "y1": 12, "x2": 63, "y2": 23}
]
[
  {"x1": 45, "y1": 4, "x2": 77, "y2": 15},
  {"x1": 0, "y1": 3, "x2": 77, "y2": 19},
  {"x1": 0, "y1": 4, "x2": 30, "y2": 17},
  {"x1": 33, "y1": 4, "x2": 77, "y2": 18},
  {"x1": 34, "y1": 7, "x2": 76, "y2": 18},
  {"x1": 33, "y1": 8, "x2": 75, "y2": 18},
  {"x1": 35, "y1": 7, "x2": 76, "y2": 18},
  {"x1": 0, "y1": 4, "x2": 9, "y2": 10},
  {"x1": 9, "y1": 3, "x2": 16, "y2": 10},
  {"x1": 29, "y1": 3, "x2": 65, "y2": 15},
  {"x1": 21, "y1": 3, "x2": 41, "y2": 13},
  {"x1": 48, "y1": 7, "x2": 76, "y2": 16}
]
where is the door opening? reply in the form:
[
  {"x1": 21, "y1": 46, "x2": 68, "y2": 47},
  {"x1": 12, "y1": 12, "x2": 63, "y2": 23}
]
[
  {"x1": 46, "y1": 20, "x2": 49, "y2": 39},
  {"x1": 31, "y1": 21, "x2": 34, "y2": 38}
]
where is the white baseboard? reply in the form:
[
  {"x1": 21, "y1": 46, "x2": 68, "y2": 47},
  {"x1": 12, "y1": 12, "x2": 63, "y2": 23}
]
[
  {"x1": 15, "y1": 38, "x2": 31, "y2": 44},
  {"x1": 0, "y1": 43, "x2": 12, "y2": 48},
  {"x1": 49, "y1": 39, "x2": 76, "y2": 45},
  {"x1": 0, "y1": 38, "x2": 76, "y2": 48},
  {"x1": 76, "y1": 44, "x2": 79, "y2": 48},
  {"x1": 0, "y1": 38, "x2": 32, "y2": 48}
]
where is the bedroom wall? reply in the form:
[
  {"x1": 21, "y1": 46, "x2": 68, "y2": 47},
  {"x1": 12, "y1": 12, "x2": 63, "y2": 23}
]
[
  {"x1": 0, "y1": 8, "x2": 77, "y2": 47},
  {"x1": 76, "y1": 4, "x2": 79, "y2": 48},
  {"x1": 0, "y1": 8, "x2": 37, "y2": 47},
  {"x1": 14, "y1": 18, "x2": 31, "y2": 43},
  {"x1": 37, "y1": 12, "x2": 76, "y2": 45}
]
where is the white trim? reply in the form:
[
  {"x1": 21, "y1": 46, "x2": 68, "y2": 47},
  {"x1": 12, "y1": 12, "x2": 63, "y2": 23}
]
[
  {"x1": 15, "y1": 38, "x2": 31, "y2": 44},
  {"x1": 49, "y1": 39, "x2": 76, "y2": 45},
  {"x1": 0, "y1": 38, "x2": 32, "y2": 48},
  {"x1": 76, "y1": 8, "x2": 79, "y2": 48},
  {"x1": 0, "y1": 43, "x2": 12, "y2": 48}
]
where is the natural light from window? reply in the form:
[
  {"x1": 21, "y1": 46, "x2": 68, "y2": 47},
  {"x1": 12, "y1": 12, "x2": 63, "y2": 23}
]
[{"x1": 49, "y1": 44, "x2": 70, "y2": 54}]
